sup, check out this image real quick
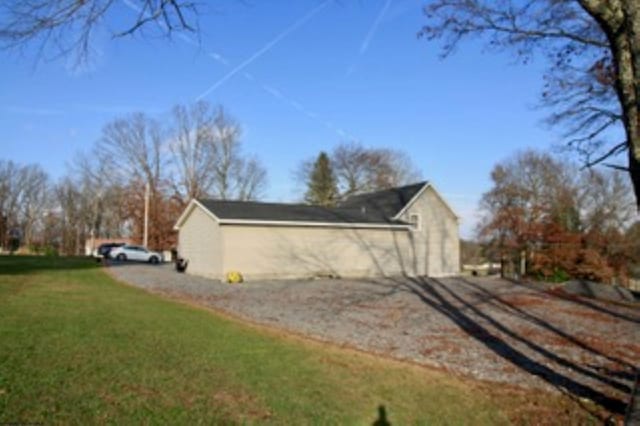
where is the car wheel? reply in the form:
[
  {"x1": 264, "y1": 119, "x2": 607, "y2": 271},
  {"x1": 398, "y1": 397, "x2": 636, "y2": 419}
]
[
  {"x1": 117, "y1": 253, "x2": 127, "y2": 261},
  {"x1": 149, "y1": 256, "x2": 159, "y2": 265}
]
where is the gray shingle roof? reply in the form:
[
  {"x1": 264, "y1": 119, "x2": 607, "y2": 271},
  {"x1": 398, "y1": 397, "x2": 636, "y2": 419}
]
[
  {"x1": 337, "y1": 181, "x2": 427, "y2": 218},
  {"x1": 197, "y1": 181, "x2": 427, "y2": 225}
]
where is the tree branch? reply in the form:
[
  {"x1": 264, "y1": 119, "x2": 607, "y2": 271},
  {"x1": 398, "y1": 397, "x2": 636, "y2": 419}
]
[
  {"x1": 567, "y1": 117, "x2": 620, "y2": 146},
  {"x1": 602, "y1": 163, "x2": 629, "y2": 172},
  {"x1": 421, "y1": 0, "x2": 609, "y2": 49},
  {"x1": 582, "y1": 141, "x2": 628, "y2": 169}
]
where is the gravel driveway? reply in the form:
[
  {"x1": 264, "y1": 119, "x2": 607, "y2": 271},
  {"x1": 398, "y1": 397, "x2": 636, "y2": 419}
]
[{"x1": 107, "y1": 262, "x2": 639, "y2": 415}]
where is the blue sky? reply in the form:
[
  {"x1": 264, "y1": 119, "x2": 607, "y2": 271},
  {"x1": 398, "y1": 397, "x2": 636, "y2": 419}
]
[{"x1": 0, "y1": 0, "x2": 556, "y2": 237}]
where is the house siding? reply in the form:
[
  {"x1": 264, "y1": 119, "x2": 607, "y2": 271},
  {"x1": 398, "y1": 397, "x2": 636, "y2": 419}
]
[
  {"x1": 177, "y1": 205, "x2": 222, "y2": 279},
  {"x1": 175, "y1": 183, "x2": 460, "y2": 281},
  {"x1": 398, "y1": 186, "x2": 460, "y2": 277},
  {"x1": 219, "y1": 224, "x2": 415, "y2": 280}
]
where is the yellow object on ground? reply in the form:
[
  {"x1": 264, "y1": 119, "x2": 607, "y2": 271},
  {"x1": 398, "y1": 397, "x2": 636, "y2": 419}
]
[{"x1": 226, "y1": 271, "x2": 243, "y2": 284}]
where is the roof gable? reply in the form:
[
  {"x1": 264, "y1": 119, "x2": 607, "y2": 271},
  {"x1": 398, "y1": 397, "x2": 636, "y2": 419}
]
[
  {"x1": 173, "y1": 199, "x2": 220, "y2": 230},
  {"x1": 337, "y1": 181, "x2": 428, "y2": 218},
  {"x1": 393, "y1": 182, "x2": 459, "y2": 220}
]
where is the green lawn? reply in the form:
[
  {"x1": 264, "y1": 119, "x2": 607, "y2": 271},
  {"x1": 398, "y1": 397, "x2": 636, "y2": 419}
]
[{"x1": 0, "y1": 256, "x2": 592, "y2": 424}]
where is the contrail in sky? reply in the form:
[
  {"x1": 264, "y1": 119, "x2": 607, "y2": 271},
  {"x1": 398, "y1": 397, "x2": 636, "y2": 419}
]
[
  {"x1": 3, "y1": 106, "x2": 64, "y2": 115},
  {"x1": 346, "y1": 0, "x2": 392, "y2": 76},
  {"x1": 360, "y1": 0, "x2": 393, "y2": 54},
  {"x1": 196, "y1": 1, "x2": 330, "y2": 100},
  {"x1": 121, "y1": 0, "x2": 354, "y2": 139}
]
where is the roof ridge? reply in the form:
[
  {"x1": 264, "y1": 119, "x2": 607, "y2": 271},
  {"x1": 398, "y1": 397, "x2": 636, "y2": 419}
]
[
  {"x1": 344, "y1": 181, "x2": 427, "y2": 198},
  {"x1": 198, "y1": 198, "x2": 313, "y2": 208},
  {"x1": 198, "y1": 181, "x2": 427, "y2": 207},
  {"x1": 340, "y1": 181, "x2": 427, "y2": 202}
]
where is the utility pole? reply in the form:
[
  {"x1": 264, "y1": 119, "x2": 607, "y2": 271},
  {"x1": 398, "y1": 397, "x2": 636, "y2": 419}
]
[
  {"x1": 143, "y1": 182, "x2": 149, "y2": 248},
  {"x1": 91, "y1": 190, "x2": 100, "y2": 256}
]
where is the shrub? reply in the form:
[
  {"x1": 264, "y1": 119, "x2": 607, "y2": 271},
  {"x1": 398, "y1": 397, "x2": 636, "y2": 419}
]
[
  {"x1": 542, "y1": 268, "x2": 570, "y2": 283},
  {"x1": 44, "y1": 246, "x2": 59, "y2": 257}
]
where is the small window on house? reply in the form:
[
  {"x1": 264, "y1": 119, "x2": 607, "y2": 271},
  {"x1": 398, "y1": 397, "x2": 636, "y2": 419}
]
[{"x1": 409, "y1": 213, "x2": 421, "y2": 231}]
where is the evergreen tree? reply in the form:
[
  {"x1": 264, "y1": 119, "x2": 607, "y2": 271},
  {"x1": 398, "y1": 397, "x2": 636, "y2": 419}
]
[{"x1": 305, "y1": 152, "x2": 338, "y2": 207}]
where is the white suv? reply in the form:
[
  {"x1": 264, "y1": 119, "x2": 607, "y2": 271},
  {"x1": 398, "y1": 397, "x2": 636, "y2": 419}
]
[{"x1": 109, "y1": 245, "x2": 163, "y2": 264}]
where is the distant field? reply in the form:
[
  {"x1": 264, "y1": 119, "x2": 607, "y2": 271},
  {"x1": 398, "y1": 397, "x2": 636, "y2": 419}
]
[{"x1": 0, "y1": 256, "x2": 596, "y2": 424}]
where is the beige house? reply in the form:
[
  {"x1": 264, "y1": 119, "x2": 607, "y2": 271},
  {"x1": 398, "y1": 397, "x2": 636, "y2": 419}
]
[{"x1": 174, "y1": 182, "x2": 460, "y2": 280}]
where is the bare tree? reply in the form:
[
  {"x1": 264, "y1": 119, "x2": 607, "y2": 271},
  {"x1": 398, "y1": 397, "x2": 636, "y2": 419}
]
[
  {"x1": 63, "y1": 152, "x2": 133, "y2": 252},
  {"x1": 97, "y1": 112, "x2": 171, "y2": 249},
  {"x1": 18, "y1": 164, "x2": 50, "y2": 246},
  {"x1": 208, "y1": 107, "x2": 267, "y2": 201},
  {"x1": 333, "y1": 142, "x2": 421, "y2": 197},
  {"x1": 330, "y1": 142, "x2": 371, "y2": 196},
  {"x1": 92, "y1": 106, "x2": 265, "y2": 248},
  {"x1": 1, "y1": 103, "x2": 266, "y2": 252},
  {"x1": 62, "y1": 105, "x2": 266, "y2": 250},
  {"x1": 420, "y1": 0, "x2": 640, "y2": 208},
  {"x1": 361, "y1": 147, "x2": 422, "y2": 193},
  {"x1": 98, "y1": 112, "x2": 165, "y2": 191},
  {"x1": 169, "y1": 101, "x2": 217, "y2": 204},
  {"x1": 579, "y1": 168, "x2": 635, "y2": 233},
  {"x1": 235, "y1": 157, "x2": 268, "y2": 201},
  {"x1": 0, "y1": 0, "x2": 199, "y2": 65},
  {"x1": 298, "y1": 142, "x2": 422, "y2": 200},
  {"x1": 169, "y1": 103, "x2": 267, "y2": 203},
  {"x1": 0, "y1": 160, "x2": 50, "y2": 249},
  {"x1": 0, "y1": 160, "x2": 20, "y2": 247},
  {"x1": 54, "y1": 177, "x2": 84, "y2": 255}
]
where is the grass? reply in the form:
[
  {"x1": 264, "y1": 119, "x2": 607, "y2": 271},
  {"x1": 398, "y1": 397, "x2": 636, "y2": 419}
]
[{"x1": 0, "y1": 256, "x2": 596, "y2": 424}]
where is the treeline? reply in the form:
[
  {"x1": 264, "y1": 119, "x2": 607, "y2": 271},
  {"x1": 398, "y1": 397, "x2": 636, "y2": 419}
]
[
  {"x1": 0, "y1": 101, "x2": 267, "y2": 255},
  {"x1": 478, "y1": 150, "x2": 640, "y2": 284},
  {"x1": 1, "y1": 103, "x2": 424, "y2": 256}
]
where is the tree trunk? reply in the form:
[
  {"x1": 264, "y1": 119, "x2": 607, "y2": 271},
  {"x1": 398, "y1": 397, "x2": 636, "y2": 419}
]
[
  {"x1": 615, "y1": 1, "x2": 640, "y2": 208},
  {"x1": 579, "y1": 0, "x2": 640, "y2": 208},
  {"x1": 631, "y1": 149, "x2": 640, "y2": 210},
  {"x1": 624, "y1": 0, "x2": 640, "y2": 209}
]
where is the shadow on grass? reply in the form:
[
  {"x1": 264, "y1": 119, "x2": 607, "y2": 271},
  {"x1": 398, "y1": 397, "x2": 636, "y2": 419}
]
[
  {"x1": 0, "y1": 254, "x2": 171, "y2": 277},
  {"x1": 0, "y1": 255, "x2": 99, "y2": 275},
  {"x1": 372, "y1": 405, "x2": 391, "y2": 426}
]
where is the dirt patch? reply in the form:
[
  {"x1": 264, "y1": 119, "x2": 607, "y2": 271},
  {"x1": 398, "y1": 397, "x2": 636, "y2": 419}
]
[{"x1": 210, "y1": 390, "x2": 272, "y2": 423}]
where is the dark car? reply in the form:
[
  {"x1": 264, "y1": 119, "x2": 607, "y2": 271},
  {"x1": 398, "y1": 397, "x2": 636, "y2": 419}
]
[{"x1": 95, "y1": 242, "x2": 125, "y2": 258}]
